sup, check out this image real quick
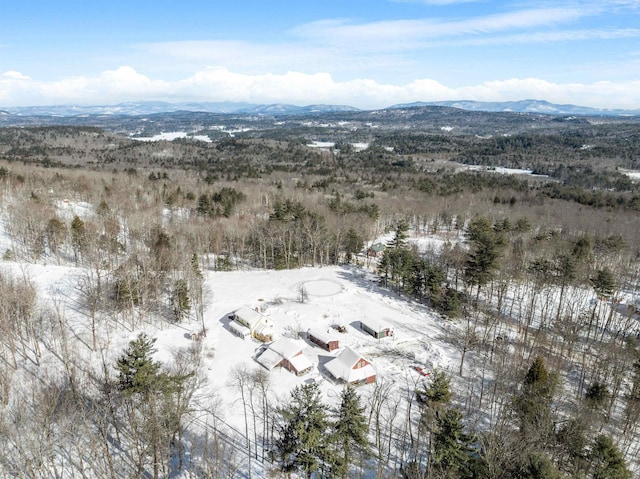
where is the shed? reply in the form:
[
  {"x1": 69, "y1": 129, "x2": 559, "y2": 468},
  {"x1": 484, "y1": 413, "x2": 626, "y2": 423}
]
[
  {"x1": 256, "y1": 338, "x2": 313, "y2": 376},
  {"x1": 307, "y1": 328, "x2": 340, "y2": 352},
  {"x1": 360, "y1": 317, "x2": 394, "y2": 339},
  {"x1": 366, "y1": 242, "x2": 386, "y2": 258},
  {"x1": 325, "y1": 346, "x2": 376, "y2": 385}
]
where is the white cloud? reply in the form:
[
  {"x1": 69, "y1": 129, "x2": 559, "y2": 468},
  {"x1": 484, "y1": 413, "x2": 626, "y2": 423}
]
[
  {"x1": 0, "y1": 66, "x2": 639, "y2": 110},
  {"x1": 2, "y1": 71, "x2": 31, "y2": 81},
  {"x1": 291, "y1": 7, "x2": 588, "y2": 48}
]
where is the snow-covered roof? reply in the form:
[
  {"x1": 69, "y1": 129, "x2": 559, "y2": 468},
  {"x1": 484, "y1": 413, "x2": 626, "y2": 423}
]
[
  {"x1": 235, "y1": 305, "x2": 265, "y2": 328},
  {"x1": 289, "y1": 353, "x2": 313, "y2": 374},
  {"x1": 256, "y1": 338, "x2": 312, "y2": 373},
  {"x1": 360, "y1": 316, "x2": 391, "y2": 332},
  {"x1": 269, "y1": 338, "x2": 304, "y2": 359},
  {"x1": 256, "y1": 348, "x2": 283, "y2": 370},
  {"x1": 325, "y1": 346, "x2": 375, "y2": 383},
  {"x1": 308, "y1": 328, "x2": 339, "y2": 345},
  {"x1": 229, "y1": 320, "x2": 251, "y2": 337},
  {"x1": 254, "y1": 322, "x2": 274, "y2": 338}
]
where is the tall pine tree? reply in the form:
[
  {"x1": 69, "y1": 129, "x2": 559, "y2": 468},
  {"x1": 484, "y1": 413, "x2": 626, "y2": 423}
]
[
  {"x1": 275, "y1": 383, "x2": 334, "y2": 478},
  {"x1": 332, "y1": 385, "x2": 369, "y2": 478}
]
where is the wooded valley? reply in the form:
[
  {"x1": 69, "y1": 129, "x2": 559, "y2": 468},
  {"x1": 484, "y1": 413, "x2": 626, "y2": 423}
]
[{"x1": 1, "y1": 106, "x2": 640, "y2": 478}]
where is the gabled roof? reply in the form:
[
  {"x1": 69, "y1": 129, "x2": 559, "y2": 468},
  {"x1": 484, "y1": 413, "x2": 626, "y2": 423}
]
[
  {"x1": 369, "y1": 242, "x2": 386, "y2": 253},
  {"x1": 235, "y1": 306, "x2": 265, "y2": 327},
  {"x1": 360, "y1": 316, "x2": 391, "y2": 332},
  {"x1": 325, "y1": 346, "x2": 375, "y2": 383},
  {"x1": 256, "y1": 338, "x2": 312, "y2": 373},
  {"x1": 308, "y1": 328, "x2": 340, "y2": 345},
  {"x1": 256, "y1": 348, "x2": 283, "y2": 370},
  {"x1": 269, "y1": 338, "x2": 304, "y2": 359},
  {"x1": 288, "y1": 353, "x2": 313, "y2": 374}
]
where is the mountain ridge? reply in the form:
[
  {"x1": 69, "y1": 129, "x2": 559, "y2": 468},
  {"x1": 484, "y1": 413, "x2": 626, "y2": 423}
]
[{"x1": 2, "y1": 99, "x2": 639, "y2": 117}]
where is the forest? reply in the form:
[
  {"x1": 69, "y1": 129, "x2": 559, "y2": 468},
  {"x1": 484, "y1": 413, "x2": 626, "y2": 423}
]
[{"x1": 0, "y1": 106, "x2": 640, "y2": 478}]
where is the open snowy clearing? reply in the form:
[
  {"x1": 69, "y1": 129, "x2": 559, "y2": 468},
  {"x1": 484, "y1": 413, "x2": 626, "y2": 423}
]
[{"x1": 2, "y1": 260, "x2": 463, "y2": 462}]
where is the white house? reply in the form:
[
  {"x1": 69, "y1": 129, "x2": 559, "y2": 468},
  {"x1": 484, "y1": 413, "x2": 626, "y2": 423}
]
[
  {"x1": 325, "y1": 346, "x2": 376, "y2": 385},
  {"x1": 230, "y1": 306, "x2": 274, "y2": 342}
]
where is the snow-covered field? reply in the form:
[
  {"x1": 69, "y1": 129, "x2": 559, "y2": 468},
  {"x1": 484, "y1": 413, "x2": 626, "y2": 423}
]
[
  {"x1": 131, "y1": 131, "x2": 213, "y2": 142},
  {"x1": 3, "y1": 260, "x2": 460, "y2": 424},
  {"x1": 0, "y1": 225, "x2": 463, "y2": 476}
]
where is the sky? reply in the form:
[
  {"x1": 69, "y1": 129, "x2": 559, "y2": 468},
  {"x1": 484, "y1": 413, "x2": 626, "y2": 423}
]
[{"x1": 1, "y1": 0, "x2": 639, "y2": 110}]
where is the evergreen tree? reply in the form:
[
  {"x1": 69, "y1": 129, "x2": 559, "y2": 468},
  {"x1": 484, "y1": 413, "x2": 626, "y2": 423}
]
[
  {"x1": 511, "y1": 453, "x2": 563, "y2": 479},
  {"x1": 464, "y1": 216, "x2": 504, "y2": 298},
  {"x1": 170, "y1": 279, "x2": 191, "y2": 322},
  {"x1": 431, "y1": 408, "x2": 475, "y2": 478},
  {"x1": 191, "y1": 253, "x2": 202, "y2": 278},
  {"x1": 590, "y1": 267, "x2": 616, "y2": 300},
  {"x1": 114, "y1": 333, "x2": 193, "y2": 479},
  {"x1": 387, "y1": 220, "x2": 410, "y2": 250},
  {"x1": 417, "y1": 370, "x2": 452, "y2": 408},
  {"x1": 345, "y1": 227, "x2": 363, "y2": 263},
  {"x1": 514, "y1": 356, "x2": 557, "y2": 448},
  {"x1": 115, "y1": 333, "x2": 163, "y2": 397},
  {"x1": 275, "y1": 383, "x2": 334, "y2": 478},
  {"x1": 590, "y1": 434, "x2": 632, "y2": 479},
  {"x1": 70, "y1": 215, "x2": 86, "y2": 263},
  {"x1": 332, "y1": 385, "x2": 369, "y2": 478}
]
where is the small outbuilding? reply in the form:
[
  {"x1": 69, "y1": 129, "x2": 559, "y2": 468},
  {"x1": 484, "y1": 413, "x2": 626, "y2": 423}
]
[
  {"x1": 307, "y1": 328, "x2": 340, "y2": 352},
  {"x1": 366, "y1": 242, "x2": 386, "y2": 258},
  {"x1": 256, "y1": 338, "x2": 313, "y2": 376},
  {"x1": 360, "y1": 317, "x2": 394, "y2": 340},
  {"x1": 325, "y1": 346, "x2": 376, "y2": 385}
]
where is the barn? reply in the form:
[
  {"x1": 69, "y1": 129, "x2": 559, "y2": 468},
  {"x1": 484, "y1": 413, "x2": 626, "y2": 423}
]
[
  {"x1": 256, "y1": 338, "x2": 313, "y2": 376},
  {"x1": 325, "y1": 346, "x2": 376, "y2": 385},
  {"x1": 360, "y1": 317, "x2": 394, "y2": 339},
  {"x1": 307, "y1": 328, "x2": 340, "y2": 352}
]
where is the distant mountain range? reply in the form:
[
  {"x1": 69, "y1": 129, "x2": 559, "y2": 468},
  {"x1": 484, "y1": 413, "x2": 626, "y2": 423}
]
[
  {"x1": 0, "y1": 101, "x2": 359, "y2": 117},
  {"x1": 1, "y1": 99, "x2": 639, "y2": 117},
  {"x1": 389, "y1": 99, "x2": 640, "y2": 117}
]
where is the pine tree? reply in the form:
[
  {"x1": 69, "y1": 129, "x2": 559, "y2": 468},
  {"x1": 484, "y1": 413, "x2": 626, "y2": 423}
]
[
  {"x1": 115, "y1": 333, "x2": 163, "y2": 397},
  {"x1": 170, "y1": 279, "x2": 191, "y2": 322},
  {"x1": 190, "y1": 253, "x2": 202, "y2": 278},
  {"x1": 70, "y1": 215, "x2": 86, "y2": 263},
  {"x1": 464, "y1": 216, "x2": 504, "y2": 298},
  {"x1": 332, "y1": 385, "x2": 369, "y2": 478},
  {"x1": 590, "y1": 434, "x2": 632, "y2": 479},
  {"x1": 590, "y1": 268, "x2": 616, "y2": 300},
  {"x1": 514, "y1": 356, "x2": 557, "y2": 448},
  {"x1": 417, "y1": 370, "x2": 452, "y2": 408},
  {"x1": 114, "y1": 333, "x2": 194, "y2": 479},
  {"x1": 386, "y1": 220, "x2": 409, "y2": 250},
  {"x1": 275, "y1": 383, "x2": 334, "y2": 478},
  {"x1": 431, "y1": 408, "x2": 474, "y2": 477},
  {"x1": 345, "y1": 227, "x2": 363, "y2": 263}
]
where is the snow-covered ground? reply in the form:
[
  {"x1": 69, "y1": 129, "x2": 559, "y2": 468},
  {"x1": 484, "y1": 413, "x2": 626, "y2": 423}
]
[
  {"x1": 4, "y1": 260, "x2": 460, "y2": 425},
  {"x1": 131, "y1": 131, "x2": 213, "y2": 142}
]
